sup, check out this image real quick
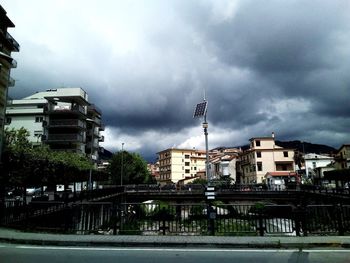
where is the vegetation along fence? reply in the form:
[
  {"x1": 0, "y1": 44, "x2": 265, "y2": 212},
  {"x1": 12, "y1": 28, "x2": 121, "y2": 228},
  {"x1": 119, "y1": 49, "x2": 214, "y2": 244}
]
[{"x1": 2, "y1": 201, "x2": 350, "y2": 236}]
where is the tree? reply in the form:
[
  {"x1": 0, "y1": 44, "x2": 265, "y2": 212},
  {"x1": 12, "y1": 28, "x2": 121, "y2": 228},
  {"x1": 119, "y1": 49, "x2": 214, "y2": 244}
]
[
  {"x1": 109, "y1": 151, "x2": 154, "y2": 185},
  {"x1": 294, "y1": 151, "x2": 305, "y2": 171},
  {"x1": 2, "y1": 128, "x2": 93, "y2": 189}
]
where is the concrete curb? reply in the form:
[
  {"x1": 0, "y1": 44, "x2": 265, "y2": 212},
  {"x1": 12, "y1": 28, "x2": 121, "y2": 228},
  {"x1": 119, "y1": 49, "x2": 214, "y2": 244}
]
[{"x1": 1, "y1": 228, "x2": 350, "y2": 249}]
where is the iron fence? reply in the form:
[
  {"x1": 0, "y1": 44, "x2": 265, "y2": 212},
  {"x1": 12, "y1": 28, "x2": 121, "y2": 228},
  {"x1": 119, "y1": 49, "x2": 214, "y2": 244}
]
[{"x1": 1, "y1": 201, "x2": 350, "y2": 236}]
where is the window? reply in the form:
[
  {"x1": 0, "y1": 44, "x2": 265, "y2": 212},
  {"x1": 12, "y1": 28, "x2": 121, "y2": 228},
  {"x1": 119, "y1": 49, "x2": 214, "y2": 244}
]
[
  {"x1": 194, "y1": 167, "x2": 197, "y2": 170},
  {"x1": 256, "y1": 140, "x2": 261, "y2": 147},
  {"x1": 185, "y1": 169, "x2": 190, "y2": 173},
  {"x1": 257, "y1": 162, "x2": 262, "y2": 171},
  {"x1": 283, "y1": 151, "x2": 288, "y2": 157},
  {"x1": 185, "y1": 162, "x2": 190, "y2": 166},
  {"x1": 185, "y1": 155, "x2": 190, "y2": 159},
  {"x1": 256, "y1": 151, "x2": 261, "y2": 158},
  {"x1": 35, "y1": 116, "x2": 43, "y2": 123},
  {"x1": 312, "y1": 162, "x2": 316, "y2": 169}
]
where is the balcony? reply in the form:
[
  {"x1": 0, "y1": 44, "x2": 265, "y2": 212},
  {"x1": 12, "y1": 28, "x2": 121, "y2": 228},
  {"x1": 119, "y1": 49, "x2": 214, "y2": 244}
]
[
  {"x1": 99, "y1": 123, "x2": 105, "y2": 131},
  {"x1": 43, "y1": 134, "x2": 84, "y2": 143},
  {"x1": 48, "y1": 119, "x2": 86, "y2": 129},
  {"x1": 50, "y1": 104, "x2": 86, "y2": 115},
  {"x1": 98, "y1": 135, "x2": 104, "y2": 142},
  {"x1": 6, "y1": 32, "x2": 20, "y2": 52}
]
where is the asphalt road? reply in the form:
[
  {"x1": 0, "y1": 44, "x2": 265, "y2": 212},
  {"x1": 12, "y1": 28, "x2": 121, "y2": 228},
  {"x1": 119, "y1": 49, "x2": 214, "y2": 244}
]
[{"x1": 1, "y1": 244, "x2": 350, "y2": 263}]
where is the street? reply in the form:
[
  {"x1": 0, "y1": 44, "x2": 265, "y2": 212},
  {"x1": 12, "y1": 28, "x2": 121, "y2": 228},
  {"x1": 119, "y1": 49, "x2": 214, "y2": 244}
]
[{"x1": 1, "y1": 244, "x2": 350, "y2": 263}]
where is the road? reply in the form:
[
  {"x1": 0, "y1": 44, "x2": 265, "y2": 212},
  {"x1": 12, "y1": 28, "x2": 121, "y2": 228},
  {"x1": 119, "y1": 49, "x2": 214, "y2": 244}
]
[{"x1": 1, "y1": 244, "x2": 350, "y2": 263}]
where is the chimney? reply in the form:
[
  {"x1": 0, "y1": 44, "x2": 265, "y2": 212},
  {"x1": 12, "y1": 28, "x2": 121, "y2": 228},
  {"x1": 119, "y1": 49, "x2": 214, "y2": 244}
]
[{"x1": 272, "y1": 132, "x2": 275, "y2": 139}]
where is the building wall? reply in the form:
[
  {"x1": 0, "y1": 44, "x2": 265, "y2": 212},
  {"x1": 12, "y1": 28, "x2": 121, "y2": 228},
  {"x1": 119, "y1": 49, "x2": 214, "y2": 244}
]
[
  {"x1": 158, "y1": 148, "x2": 206, "y2": 184},
  {"x1": 240, "y1": 137, "x2": 295, "y2": 184},
  {"x1": 0, "y1": 5, "x2": 19, "y2": 161},
  {"x1": 303, "y1": 154, "x2": 334, "y2": 178},
  {"x1": 5, "y1": 88, "x2": 103, "y2": 159}
]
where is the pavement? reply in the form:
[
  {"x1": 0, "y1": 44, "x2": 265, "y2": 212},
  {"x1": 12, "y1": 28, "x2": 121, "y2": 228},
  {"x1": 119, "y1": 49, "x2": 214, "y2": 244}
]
[{"x1": 1, "y1": 227, "x2": 350, "y2": 249}]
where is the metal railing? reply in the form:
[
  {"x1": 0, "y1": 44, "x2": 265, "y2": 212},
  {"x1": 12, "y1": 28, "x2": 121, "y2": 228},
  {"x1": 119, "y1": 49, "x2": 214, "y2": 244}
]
[{"x1": 2, "y1": 201, "x2": 350, "y2": 236}]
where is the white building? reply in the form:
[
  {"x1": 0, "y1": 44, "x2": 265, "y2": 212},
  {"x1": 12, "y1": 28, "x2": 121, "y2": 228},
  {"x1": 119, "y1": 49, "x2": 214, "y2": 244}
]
[
  {"x1": 5, "y1": 88, "x2": 104, "y2": 161},
  {"x1": 303, "y1": 153, "x2": 334, "y2": 179}
]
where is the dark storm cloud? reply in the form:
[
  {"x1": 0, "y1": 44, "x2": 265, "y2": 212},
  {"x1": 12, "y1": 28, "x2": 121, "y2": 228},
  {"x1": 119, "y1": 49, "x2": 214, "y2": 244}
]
[{"x1": 3, "y1": 0, "x2": 350, "y2": 157}]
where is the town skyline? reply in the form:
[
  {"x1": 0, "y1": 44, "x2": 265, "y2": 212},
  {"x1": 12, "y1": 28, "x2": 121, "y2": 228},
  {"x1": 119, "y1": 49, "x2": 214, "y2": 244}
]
[{"x1": 2, "y1": 0, "x2": 350, "y2": 161}]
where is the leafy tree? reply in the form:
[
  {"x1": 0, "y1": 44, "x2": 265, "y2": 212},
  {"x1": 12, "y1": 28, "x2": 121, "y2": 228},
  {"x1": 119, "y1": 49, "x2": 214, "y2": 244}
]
[
  {"x1": 109, "y1": 151, "x2": 154, "y2": 185},
  {"x1": 191, "y1": 178, "x2": 208, "y2": 185},
  {"x1": 2, "y1": 128, "x2": 93, "y2": 189}
]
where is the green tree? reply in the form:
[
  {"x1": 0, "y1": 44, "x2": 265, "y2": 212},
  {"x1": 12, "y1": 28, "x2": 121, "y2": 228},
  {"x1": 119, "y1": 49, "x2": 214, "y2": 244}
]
[{"x1": 109, "y1": 151, "x2": 154, "y2": 185}]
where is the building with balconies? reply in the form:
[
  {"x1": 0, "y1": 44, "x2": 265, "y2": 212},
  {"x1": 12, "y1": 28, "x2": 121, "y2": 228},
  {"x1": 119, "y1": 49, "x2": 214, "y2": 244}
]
[
  {"x1": 238, "y1": 133, "x2": 295, "y2": 184},
  {"x1": 157, "y1": 148, "x2": 206, "y2": 185},
  {"x1": 334, "y1": 144, "x2": 350, "y2": 170},
  {"x1": 5, "y1": 88, "x2": 104, "y2": 160},
  {"x1": 0, "y1": 5, "x2": 19, "y2": 161}
]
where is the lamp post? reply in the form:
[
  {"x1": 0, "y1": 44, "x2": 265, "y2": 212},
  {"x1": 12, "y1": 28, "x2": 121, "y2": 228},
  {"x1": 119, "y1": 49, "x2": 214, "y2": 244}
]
[
  {"x1": 193, "y1": 100, "x2": 210, "y2": 184},
  {"x1": 121, "y1": 143, "x2": 124, "y2": 186}
]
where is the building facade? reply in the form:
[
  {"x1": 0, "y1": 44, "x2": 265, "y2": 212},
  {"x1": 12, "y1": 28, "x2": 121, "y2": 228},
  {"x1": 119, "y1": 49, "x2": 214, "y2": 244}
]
[
  {"x1": 0, "y1": 5, "x2": 19, "y2": 161},
  {"x1": 209, "y1": 148, "x2": 241, "y2": 183},
  {"x1": 334, "y1": 144, "x2": 350, "y2": 170},
  {"x1": 157, "y1": 148, "x2": 206, "y2": 184},
  {"x1": 303, "y1": 153, "x2": 334, "y2": 179},
  {"x1": 5, "y1": 88, "x2": 104, "y2": 161},
  {"x1": 238, "y1": 134, "x2": 295, "y2": 184}
]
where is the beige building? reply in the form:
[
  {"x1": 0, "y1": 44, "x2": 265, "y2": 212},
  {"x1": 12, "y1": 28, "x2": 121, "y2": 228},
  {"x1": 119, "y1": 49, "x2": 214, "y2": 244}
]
[
  {"x1": 334, "y1": 144, "x2": 350, "y2": 169},
  {"x1": 0, "y1": 5, "x2": 19, "y2": 161},
  {"x1": 157, "y1": 148, "x2": 206, "y2": 184},
  {"x1": 239, "y1": 134, "x2": 295, "y2": 184}
]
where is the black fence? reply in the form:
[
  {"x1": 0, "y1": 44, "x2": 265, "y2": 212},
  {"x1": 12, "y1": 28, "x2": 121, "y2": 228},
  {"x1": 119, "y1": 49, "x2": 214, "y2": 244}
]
[{"x1": 2, "y1": 201, "x2": 350, "y2": 236}]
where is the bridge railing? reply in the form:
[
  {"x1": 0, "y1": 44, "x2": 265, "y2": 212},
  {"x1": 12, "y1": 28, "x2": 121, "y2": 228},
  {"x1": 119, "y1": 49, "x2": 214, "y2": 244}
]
[{"x1": 2, "y1": 201, "x2": 350, "y2": 236}]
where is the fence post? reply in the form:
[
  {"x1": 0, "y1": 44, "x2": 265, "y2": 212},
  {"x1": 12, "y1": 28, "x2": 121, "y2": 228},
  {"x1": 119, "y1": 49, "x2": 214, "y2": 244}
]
[
  {"x1": 258, "y1": 211, "x2": 264, "y2": 236},
  {"x1": 294, "y1": 205, "x2": 302, "y2": 236},
  {"x1": 336, "y1": 204, "x2": 344, "y2": 236},
  {"x1": 207, "y1": 205, "x2": 216, "y2": 236}
]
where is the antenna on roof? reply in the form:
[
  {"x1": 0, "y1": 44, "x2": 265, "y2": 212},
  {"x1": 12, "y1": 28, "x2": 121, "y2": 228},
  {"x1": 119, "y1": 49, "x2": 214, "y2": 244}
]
[{"x1": 203, "y1": 89, "x2": 206, "y2": 101}]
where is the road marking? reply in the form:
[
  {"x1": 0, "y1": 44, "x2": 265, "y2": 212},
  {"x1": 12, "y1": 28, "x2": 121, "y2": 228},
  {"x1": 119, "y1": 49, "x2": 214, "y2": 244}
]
[
  {"x1": 303, "y1": 250, "x2": 350, "y2": 253},
  {"x1": 12, "y1": 246, "x2": 350, "y2": 253}
]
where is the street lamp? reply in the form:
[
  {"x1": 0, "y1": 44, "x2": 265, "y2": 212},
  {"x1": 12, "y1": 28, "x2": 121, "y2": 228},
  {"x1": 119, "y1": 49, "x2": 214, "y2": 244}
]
[
  {"x1": 121, "y1": 143, "x2": 124, "y2": 186},
  {"x1": 193, "y1": 99, "x2": 210, "y2": 184}
]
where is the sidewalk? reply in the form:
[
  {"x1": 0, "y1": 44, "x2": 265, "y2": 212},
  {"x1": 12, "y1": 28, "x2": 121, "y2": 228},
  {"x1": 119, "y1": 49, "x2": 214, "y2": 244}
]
[{"x1": 1, "y1": 228, "x2": 350, "y2": 249}]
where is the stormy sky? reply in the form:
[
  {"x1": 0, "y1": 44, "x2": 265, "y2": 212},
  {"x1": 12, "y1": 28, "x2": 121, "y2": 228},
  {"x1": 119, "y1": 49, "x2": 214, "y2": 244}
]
[{"x1": 2, "y1": 0, "x2": 350, "y2": 161}]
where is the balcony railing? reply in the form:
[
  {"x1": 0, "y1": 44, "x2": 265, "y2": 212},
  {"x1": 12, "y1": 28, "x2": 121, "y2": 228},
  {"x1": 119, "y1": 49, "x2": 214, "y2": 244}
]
[
  {"x1": 51, "y1": 104, "x2": 86, "y2": 115},
  {"x1": 48, "y1": 119, "x2": 86, "y2": 129},
  {"x1": 44, "y1": 134, "x2": 84, "y2": 142},
  {"x1": 6, "y1": 32, "x2": 20, "y2": 52}
]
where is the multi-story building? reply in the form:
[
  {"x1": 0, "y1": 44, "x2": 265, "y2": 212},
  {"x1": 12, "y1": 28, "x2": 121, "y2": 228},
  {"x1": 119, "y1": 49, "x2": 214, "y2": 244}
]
[
  {"x1": 5, "y1": 88, "x2": 104, "y2": 161},
  {"x1": 0, "y1": 5, "x2": 19, "y2": 161},
  {"x1": 334, "y1": 144, "x2": 350, "y2": 170},
  {"x1": 303, "y1": 153, "x2": 334, "y2": 179},
  {"x1": 209, "y1": 147, "x2": 241, "y2": 183},
  {"x1": 238, "y1": 133, "x2": 295, "y2": 184},
  {"x1": 157, "y1": 148, "x2": 206, "y2": 184}
]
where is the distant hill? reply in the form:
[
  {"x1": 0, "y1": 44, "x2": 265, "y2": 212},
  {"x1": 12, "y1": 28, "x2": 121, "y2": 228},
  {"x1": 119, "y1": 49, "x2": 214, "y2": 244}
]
[
  {"x1": 230, "y1": 140, "x2": 337, "y2": 154},
  {"x1": 275, "y1": 140, "x2": 336, "y2": 154}
]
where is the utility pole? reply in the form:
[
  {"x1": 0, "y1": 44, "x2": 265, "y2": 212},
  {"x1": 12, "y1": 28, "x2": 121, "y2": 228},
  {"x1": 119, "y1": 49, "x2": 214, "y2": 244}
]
[{"x1": 121, "y1": 142, "x2": 124, "y2": 186}]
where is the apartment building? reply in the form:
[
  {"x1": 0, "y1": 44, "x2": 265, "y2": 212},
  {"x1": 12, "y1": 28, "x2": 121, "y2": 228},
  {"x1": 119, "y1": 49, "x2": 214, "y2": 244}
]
[
  {"x1": 239, "y1": 134, "x2": 295, "y2": 184},
  {"x1": 157, "y1": 148, "x2": 206, "y2": 184},
  {"x1": 303, "y1": 153, "x2": 334, "y2": 179},
  {"x1": 209, "y1": 147, "x2": 241, "y2": 182},
  {"x1": 5, "y1": 88, "x2": 104, "y2": 161},
  {"x1": 0, "y1": 5, "x2": 19, "y2": 161},
  {"x1": 334, "y1": 144, "x2": 350, "y2": 169}
]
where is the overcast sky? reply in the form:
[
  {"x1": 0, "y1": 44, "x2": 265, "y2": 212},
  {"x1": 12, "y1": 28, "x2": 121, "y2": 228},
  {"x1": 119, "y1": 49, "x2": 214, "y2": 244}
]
[{"x1": 2, "y1": 0, "x2": 350, "y2": 161}]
